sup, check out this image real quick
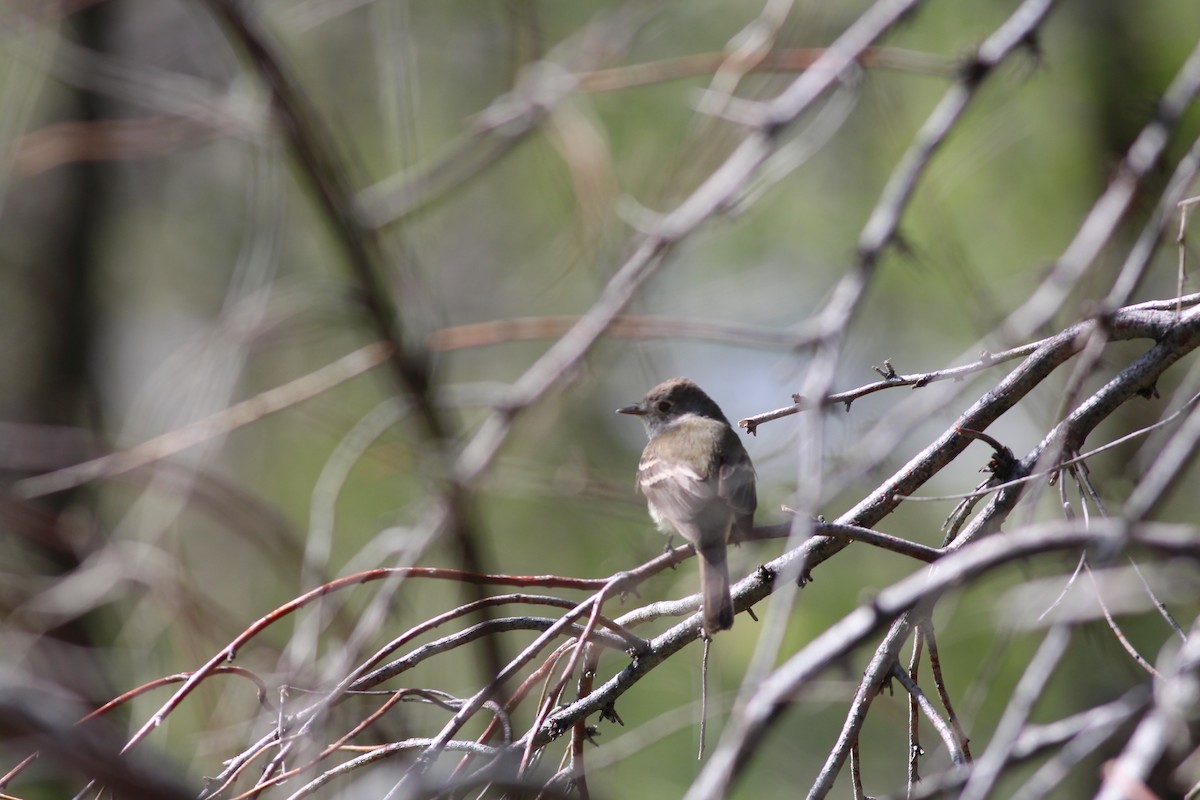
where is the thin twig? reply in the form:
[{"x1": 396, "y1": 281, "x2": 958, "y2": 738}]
[
  {"x1": 14, "y1": 343, "x2": 392, "y2": 498},
  {"x1": 578, "y1": 46, "x2": 956, "y2": 93},
  {"x1": 906, "y1": 628, "x2": 924, "y2": 796},
  {"x1": 890, "y1": 689, "x2": 1149, "y2": 800},
  {"x1": 921, "y1": 622, "x2": 972, "y2": 762},
  {"x1": 681, "y1": 523, "x2": 1200, "y2": 800},
  {"x1": 740, "y1": 294, "x2": 1200, "y2": 434},
  {"x1": 898, "y1": 387, "x2": 1200, "y2": 504},
  {"x1": 958, "y1": 625, "x2": 1072, "y2": 800},
  {"x1": 1095, "y1": 616, "x2": 1200, "y2": 800},
  {"x1": 890, "y1": 661, "x2": 966, "y2": 766}
]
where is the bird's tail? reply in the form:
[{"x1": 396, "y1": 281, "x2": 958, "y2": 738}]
[{"x1": 698, "y1": 545, "x2": 734, "y2": 636}]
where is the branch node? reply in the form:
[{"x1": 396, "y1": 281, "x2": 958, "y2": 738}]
[
  {"x1": 1020, "y1": 29, "x2": 1045, "y2": 68},
  {"x1": 872, "y1": 359, "x2": 898, "y2": 380},
  {"x1": 600, "y1": 701, "x2": 624, "y2": 727},
  {"x1": 956, "y1": 426, "x2": 1018, "y2": 481},
  {"x1": 755, "y1": 563, "x2": 776, "y2": 584},
  {"x1": 957, "y1": 51, "x2": 990, "y2": 87}
]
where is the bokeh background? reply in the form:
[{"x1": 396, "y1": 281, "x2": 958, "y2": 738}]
[{"x1": 3, "y1": 1, "x2": 1200, "y2": 798}]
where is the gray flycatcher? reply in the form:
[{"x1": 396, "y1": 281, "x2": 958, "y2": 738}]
[{"x1": 617, "y1": 377, "x2": 757, "y2": 636}]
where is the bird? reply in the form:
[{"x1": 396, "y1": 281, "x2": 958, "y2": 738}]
[{"x1": 617, "y1": 377, "x2": 757, "y2": 636}]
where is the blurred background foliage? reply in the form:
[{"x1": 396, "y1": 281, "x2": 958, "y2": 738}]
[{"x1": 2, "y1": 0, "x2": 1199, "y2": 797}]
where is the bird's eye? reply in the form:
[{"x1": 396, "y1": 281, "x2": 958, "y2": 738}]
[{"x1": 656, "y1": 400, "x2": 672, "y2": 413}]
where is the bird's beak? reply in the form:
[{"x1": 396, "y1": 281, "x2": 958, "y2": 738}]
[{"x1": 616, "y1": 403, "x2": 645, "y2": 416}]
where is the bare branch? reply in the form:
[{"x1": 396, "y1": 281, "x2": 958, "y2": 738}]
[
  {"x1": 685, "y1": 522, "x2": 1200, "y2": 800},
  {"x1": 1095, "y1": 616, "x2": 1200, "y2": 800}
]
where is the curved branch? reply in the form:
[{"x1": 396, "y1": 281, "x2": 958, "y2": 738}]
[{"x1": 684, "y1": 522, "x2": 1200, "y2": 800}]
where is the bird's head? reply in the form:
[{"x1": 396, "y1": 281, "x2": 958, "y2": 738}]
[{"x1": 616, "y1": 377, "x2": 730, "y2": 437}]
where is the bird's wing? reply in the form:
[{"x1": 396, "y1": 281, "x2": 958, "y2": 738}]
[
  {"x1": 635, "y1": 423, "x2": 724, "y2": 542},
  {"x1": 718, "y1": 426, "x2": 757, "y2": 539},
  {"x1": 636, "y1": 451, "x2": 714, "y2": 518}
]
